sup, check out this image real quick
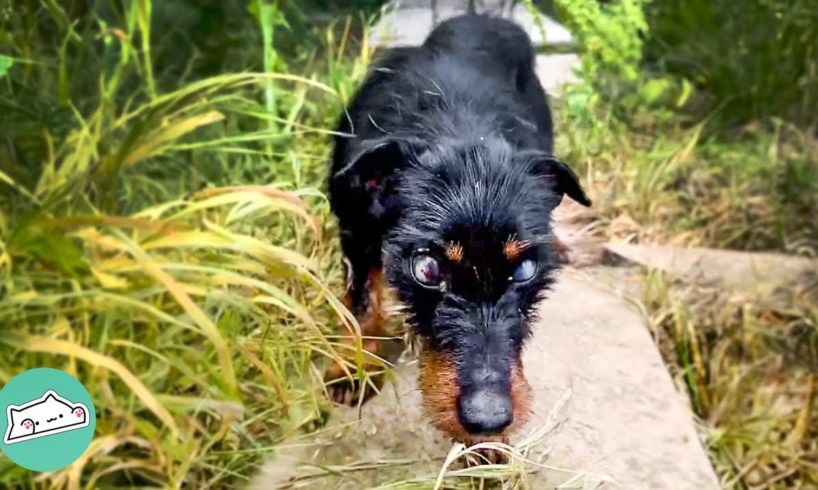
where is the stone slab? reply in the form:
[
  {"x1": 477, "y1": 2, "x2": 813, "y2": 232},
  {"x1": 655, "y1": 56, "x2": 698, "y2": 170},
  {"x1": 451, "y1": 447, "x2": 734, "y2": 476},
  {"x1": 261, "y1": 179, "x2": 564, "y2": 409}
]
[
  {"x1": 250, "y1": 269, "x2": 720, "y2": 489},
  {"x1": 535, "y1": 54, "x2": 581, "y2": 99},
  {"x1": 605, "y1": 242, "x2": 818, "y2": 296},
  {"x1": 520, "y1": 269, "x2": 719, "y2": 489}
]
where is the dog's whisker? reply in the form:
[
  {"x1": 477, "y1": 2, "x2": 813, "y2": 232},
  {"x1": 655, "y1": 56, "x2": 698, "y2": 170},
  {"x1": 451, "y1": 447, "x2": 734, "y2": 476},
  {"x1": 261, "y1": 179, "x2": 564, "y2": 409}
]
[
  {"x1": 425, "y1": 76, "x2": 447, "y2": 100},
  {"x1": 367, "y1": 113, "x2": 390, "y2": 135}
]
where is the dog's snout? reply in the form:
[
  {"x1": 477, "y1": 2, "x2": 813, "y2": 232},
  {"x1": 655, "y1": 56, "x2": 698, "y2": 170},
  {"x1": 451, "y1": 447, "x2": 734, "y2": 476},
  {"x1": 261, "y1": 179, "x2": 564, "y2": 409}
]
[{"x1": 457, "y1": 389, "x2": 513, "y2": 435}]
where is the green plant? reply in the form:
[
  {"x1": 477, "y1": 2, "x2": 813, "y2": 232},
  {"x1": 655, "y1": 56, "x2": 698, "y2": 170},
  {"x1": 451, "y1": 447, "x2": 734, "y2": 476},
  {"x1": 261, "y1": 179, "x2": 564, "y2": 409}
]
[
  {"x1": 555, "y1": 0, "x2": 648, "y2": 86},
  {"x1": 644, "y1": 0, "x2": 818, "y2": 127},
  {"x1": 550, "y1": 0, "x2": 691, "y2": 143}
]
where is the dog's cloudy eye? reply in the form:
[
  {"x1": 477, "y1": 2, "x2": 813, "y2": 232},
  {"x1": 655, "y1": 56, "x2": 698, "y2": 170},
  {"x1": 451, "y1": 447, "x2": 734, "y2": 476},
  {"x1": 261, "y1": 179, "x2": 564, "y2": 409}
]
[
  {"x1": 511, "y1": 259, "x2": 537, "y2": 282},
  {"x1": 412, "y1": 254, "x2": 441, "y2": 287}
]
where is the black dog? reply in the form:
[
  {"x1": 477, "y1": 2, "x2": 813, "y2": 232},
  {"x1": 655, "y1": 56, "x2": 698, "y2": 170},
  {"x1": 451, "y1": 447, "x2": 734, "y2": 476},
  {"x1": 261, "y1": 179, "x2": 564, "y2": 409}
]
[{"x1": 325, "y1": 14, "x2": 590, "y2": 444}]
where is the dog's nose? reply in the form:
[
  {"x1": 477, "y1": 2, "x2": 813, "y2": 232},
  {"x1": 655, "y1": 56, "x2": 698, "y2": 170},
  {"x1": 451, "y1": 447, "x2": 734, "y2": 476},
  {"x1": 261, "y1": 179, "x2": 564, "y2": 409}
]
[{"x1": 457, "y1": 389, "x2": 513, "y2": 435}]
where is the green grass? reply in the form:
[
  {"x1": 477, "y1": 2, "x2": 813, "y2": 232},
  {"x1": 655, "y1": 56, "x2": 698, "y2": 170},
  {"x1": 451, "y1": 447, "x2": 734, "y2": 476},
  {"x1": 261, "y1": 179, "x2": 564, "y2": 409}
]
[
  {"x1": 558, "y1": 101, "x2": 818, "y2": 252},
  {"x1": 0, "y1": 186, "x2": 344, "y2": 487},
  {"x1": 0, "y1": 2, "x2": 381, "y2": 487},
  {"x1": 637, "y1": 270, "x2": 818, "y2": 488}
]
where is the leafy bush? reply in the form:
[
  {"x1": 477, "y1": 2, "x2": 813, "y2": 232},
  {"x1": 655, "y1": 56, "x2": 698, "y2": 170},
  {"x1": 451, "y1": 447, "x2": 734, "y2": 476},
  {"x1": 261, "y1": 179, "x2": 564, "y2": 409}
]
[
  {"x1": 645, "y1": 0, "x2": 818, "y2": 127},
  {"x1": 554, "y1": 0, "x2": 648, "y2": 88}
]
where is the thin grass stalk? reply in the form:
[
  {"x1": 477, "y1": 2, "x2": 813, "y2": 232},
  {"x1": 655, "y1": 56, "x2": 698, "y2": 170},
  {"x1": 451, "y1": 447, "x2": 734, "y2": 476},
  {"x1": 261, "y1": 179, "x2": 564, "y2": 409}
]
[{"x1": 135, "y1": 0, "x2": 155, "y2": 98}]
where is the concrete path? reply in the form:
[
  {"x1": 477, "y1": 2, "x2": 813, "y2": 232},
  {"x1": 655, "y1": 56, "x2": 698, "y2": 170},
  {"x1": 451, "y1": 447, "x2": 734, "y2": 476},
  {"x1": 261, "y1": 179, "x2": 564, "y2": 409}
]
[
  {"x1": 606, "y1": 242, "x2": 818, "y2": 298},
  {"x1": 519, "y1": 269, "x2": 719, "y2": 489},
  {"x1": 370, "y1": 0, "x2": 575, "y2": 48}
]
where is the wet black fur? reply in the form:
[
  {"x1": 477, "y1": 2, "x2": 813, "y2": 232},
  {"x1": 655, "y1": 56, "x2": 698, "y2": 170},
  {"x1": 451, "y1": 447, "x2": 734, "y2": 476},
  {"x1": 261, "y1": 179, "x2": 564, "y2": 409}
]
[{"x1": 328, "y1": 14, "x2": 590, "y2": 433}]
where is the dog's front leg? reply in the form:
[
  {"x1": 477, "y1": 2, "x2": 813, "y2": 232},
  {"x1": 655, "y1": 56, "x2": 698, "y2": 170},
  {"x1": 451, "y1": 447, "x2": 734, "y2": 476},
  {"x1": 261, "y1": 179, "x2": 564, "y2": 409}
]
[{"x1": 324, "y1": 264, "x2": 388, "y2": 405}]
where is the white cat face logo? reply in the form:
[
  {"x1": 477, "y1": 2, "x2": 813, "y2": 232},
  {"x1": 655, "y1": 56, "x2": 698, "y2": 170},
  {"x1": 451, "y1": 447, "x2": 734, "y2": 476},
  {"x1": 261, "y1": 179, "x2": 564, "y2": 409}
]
[{"x1": 3, "y1": 390, "x2": 90, "y2": 444}]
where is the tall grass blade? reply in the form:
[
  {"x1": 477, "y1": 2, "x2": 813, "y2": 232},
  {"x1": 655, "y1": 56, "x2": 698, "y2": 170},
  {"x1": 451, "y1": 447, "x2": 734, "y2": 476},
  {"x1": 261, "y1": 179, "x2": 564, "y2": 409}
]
[
  {"x1": 116, "y1": 231, "x2": 238, "y2": 397},
  {"x1": 0, "y1": 333, "x2": 179, "y2": 438}
]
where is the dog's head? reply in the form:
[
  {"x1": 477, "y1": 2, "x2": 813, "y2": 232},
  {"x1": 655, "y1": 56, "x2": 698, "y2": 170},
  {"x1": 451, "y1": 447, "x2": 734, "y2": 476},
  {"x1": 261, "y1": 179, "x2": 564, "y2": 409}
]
[{"x1": 345, "y1": 135, "x2": 590, "y2": 440}]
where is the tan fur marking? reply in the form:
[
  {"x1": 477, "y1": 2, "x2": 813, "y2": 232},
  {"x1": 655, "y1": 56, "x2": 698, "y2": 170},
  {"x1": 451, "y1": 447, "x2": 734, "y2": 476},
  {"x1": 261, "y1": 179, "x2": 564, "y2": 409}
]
[
  {"x1": 418, "y1": 348, "x2": 533, "y2": 443},
  {"x1": 508, "y1": 358, "x2": 533, "y2": 433},
  {"x1": 364, "y1": 268, "x2": 386, "y2": 329},
  {"x1": 419, "y1": 348, "x2": 466, "y2": 440},
  {"x1": 445, "y1": 241, "x2": 464, "y2": 263},
  {"x1": 503, "y1": 237, "x2": 532, "y2": 260}
]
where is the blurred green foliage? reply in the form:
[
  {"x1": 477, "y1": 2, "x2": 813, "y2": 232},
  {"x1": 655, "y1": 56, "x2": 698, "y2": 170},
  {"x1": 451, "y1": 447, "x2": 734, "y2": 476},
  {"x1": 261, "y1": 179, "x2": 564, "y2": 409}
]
[
  {"x1": 646, "y1": 0, "x2": 818, "y2": 128},
  {"x1": 554, "y1": 0, "x2": 648, "y2": 87},
  {"x1": 555, "y1": 0, "x2": 818, "y2": 128}
]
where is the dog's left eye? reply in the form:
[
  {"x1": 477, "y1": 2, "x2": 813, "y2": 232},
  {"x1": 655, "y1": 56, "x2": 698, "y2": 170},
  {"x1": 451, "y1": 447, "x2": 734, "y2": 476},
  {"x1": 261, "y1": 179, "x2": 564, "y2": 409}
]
[
  {"x1": 412, "y1": 254, "x2": 441, "y2": 287},
  {"x1": 511, "y1": 259, "x2": 537, "y2": 282}
]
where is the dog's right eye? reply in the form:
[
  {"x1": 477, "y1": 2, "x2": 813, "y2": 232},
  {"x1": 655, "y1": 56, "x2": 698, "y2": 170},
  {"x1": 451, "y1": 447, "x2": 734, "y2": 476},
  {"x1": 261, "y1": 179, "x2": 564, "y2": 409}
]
[
  {"x1": 511, "y1": 259, "x2": 537, "y2": 283},
  {"x1": 412, "y1": 254, "x2": 441, "y2": 287}
]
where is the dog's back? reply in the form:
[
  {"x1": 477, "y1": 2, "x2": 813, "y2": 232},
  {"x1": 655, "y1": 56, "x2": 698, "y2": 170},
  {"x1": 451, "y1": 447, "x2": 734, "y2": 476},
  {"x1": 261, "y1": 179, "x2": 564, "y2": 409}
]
[
  {"x1": 332, "y1": 14, "x2": 553, "y2": 181},
  {"x1": 423, "y1": 14, "x2": 535, "y2": 91}
]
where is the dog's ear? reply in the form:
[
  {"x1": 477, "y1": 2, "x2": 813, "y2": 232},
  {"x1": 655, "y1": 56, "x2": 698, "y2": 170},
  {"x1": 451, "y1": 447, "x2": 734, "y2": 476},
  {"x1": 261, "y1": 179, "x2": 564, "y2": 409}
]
[
  {"x1": 333, "y1": 139, "x2": 407, "y2": 183},
  {"x1": 333, "y1": 139, "x2": 409, "y2": 219},
  {"x1": 532, "y1": 156, "x2": 592, "y2": 207}
]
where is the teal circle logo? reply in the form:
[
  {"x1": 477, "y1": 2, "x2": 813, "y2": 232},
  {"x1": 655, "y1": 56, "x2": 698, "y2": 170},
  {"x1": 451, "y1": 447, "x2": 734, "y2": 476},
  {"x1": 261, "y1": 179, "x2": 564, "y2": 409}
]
[{"x1": 0, "y1": 368, "x2": 96, "y2": 472}]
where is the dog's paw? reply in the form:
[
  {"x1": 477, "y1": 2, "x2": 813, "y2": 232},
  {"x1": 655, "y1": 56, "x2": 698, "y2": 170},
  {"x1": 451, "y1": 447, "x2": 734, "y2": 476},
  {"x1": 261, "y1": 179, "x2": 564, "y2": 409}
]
[{"x1": 324, "y1": 362, "x2": 384, "y2": 406}]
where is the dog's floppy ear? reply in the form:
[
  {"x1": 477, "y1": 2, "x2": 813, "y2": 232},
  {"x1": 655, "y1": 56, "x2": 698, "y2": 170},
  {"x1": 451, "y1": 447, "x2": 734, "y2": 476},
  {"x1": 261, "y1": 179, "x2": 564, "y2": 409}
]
[
  {"x1": 333, "y1": 139, "x2": 409, "y2": 219},
  {"x1": 532, "y1": 155, "x2": 592, "y2": 207},
  {"x1": 333, "y1": 139, "x2": 408, "y2": 182}
]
